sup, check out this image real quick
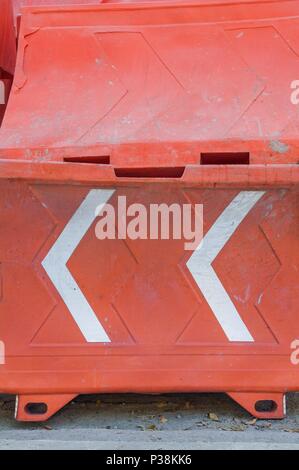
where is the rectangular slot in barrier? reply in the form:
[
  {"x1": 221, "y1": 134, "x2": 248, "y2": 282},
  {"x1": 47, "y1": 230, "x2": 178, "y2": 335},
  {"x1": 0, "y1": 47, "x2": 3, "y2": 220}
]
[
  {"x1": 64, "y1": 156, "x2": 110, "y2": 164},
  {"x1": 200, "y1": 152, "x2": 250, "y2": 165},
  {"x1": 115, "y1": 167, "x2": 185, "y2": 178}
]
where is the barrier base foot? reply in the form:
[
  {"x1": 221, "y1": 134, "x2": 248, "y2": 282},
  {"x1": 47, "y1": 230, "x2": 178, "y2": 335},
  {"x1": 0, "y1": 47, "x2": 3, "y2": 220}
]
[
  {"x1": 227, "y1": 392, "x2": 286, "y2": 419},
  {"x1": 15, "y1": 393, "x2": 77, "y2": 421}
]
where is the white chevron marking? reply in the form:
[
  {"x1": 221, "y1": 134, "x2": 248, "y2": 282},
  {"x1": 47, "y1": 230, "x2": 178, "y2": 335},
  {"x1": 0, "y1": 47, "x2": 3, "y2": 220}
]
[
  {"x1": 186, "y1": 191, "x2": 265, "y2": 342},
  {"x1": 42, "y1": 189, "x2": 115, "y2": 342}
]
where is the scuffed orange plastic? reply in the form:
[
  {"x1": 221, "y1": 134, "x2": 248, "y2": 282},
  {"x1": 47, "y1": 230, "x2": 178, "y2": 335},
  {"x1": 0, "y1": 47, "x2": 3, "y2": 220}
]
[{"x1": 0, "y1": 0, "x2": 298, "y2": 421}]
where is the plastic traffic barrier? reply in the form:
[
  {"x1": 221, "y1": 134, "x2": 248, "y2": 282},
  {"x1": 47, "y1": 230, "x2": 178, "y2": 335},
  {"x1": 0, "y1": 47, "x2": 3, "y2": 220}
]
[{"x1": 0, "y1": 0, "x2": 298, "y2": 421}]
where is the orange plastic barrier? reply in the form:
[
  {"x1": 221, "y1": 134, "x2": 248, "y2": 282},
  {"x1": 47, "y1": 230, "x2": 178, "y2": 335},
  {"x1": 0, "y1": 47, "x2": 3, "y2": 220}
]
[{"x1": 0, "y1": 1, "x2": 298, "y2": 421}]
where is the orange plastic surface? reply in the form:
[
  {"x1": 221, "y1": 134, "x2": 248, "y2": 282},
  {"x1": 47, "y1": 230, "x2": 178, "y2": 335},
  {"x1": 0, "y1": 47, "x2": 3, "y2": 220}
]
[
  {"x1": 0, "y1": 1, "x2": 298, "y2": 421},
  {"x1": 1, "y1": 0, "x2": 299, "y2": 159},
  {"x1": 0, "y1": 0, "x2": 16, "y2": 75}
]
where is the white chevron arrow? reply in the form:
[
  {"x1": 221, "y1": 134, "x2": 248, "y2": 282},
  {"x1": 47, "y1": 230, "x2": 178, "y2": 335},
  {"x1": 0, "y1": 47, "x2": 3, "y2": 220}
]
[
  {"x1": 186, "y1": 191, "x2": 265, "y2": 342},
  {"x1": 42, "y1": 189, "x2": 115, "y2": 342}
]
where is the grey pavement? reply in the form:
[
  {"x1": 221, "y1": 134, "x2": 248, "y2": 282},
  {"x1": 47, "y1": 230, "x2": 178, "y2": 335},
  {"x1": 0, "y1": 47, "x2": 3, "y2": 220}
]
[{"x1": 0, "y1": 392, "x2": 298, "y2": 450}]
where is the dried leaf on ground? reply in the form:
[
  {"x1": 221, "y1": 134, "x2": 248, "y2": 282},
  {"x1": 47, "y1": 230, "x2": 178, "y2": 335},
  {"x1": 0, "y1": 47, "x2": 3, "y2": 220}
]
[
  {"x1": 159, "y1": 416, "x2": 168, "y2": 424},
  {"x1": 42, "y1": 425, "x2": 52, "y2": 431},
  {"x1": 228, "y1": 424, "x2": 245, "y2": 432},
  {"x1": 184, "y1": 401, "x2": 193, "y2": 410},
  {"x1": 147, "y1": 424, "x2": 157, "y2": 431},
  {"x1": 208, "y1": 412, "x2": 219, "y2": 422},
  {"x1": 244, "y1": 418, "x2": 257, "y2": 426},
  {"x1": 156, "y1": 401, "x2": 167, "y2": 409}
]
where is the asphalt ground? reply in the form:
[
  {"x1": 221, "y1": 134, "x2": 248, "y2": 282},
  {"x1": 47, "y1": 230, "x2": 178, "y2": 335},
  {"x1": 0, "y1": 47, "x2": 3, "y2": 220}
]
[{"x1": 0, "y1": 392, "x2": 298, "y2": 449}]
